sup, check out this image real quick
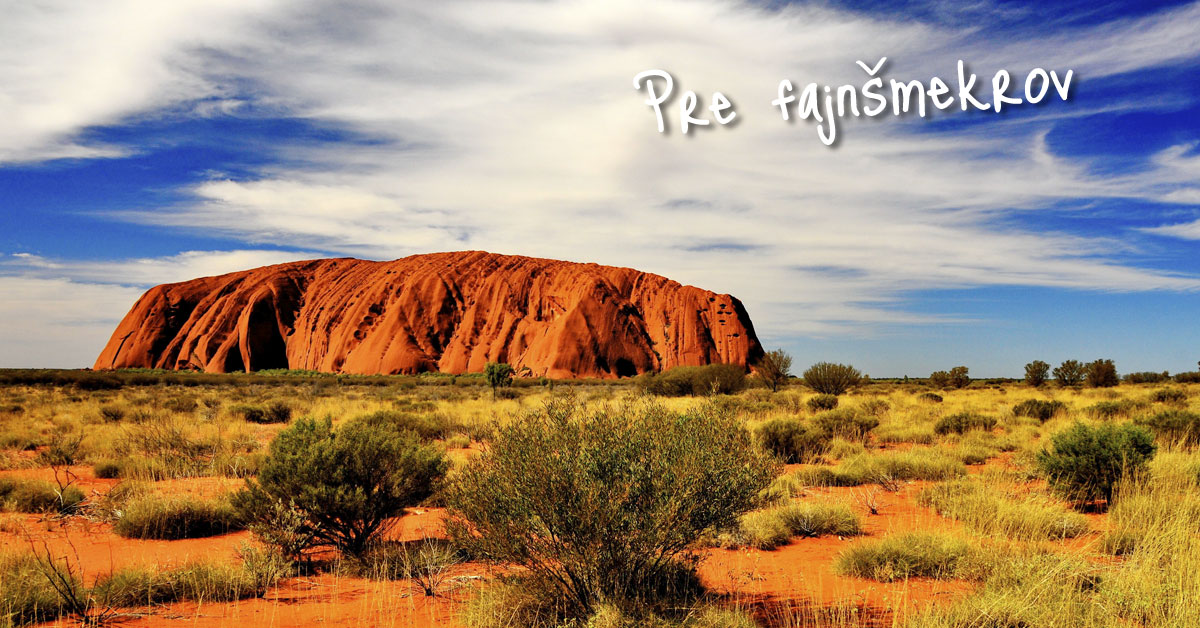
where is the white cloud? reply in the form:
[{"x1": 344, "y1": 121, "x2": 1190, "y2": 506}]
[
  {"x1": 0, "y1": 277, "x2": 144, "y2": 368},
  {"x1": 3, "y1": 0, "x2": 1200, "y2": 365},
  {"x1": 3, "y1": 249, "x2": 323, "y2": 287}
]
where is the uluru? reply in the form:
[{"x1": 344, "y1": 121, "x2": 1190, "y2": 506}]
[{"x1": 93, "y1": 251, "x2": 763, "y2": 378}]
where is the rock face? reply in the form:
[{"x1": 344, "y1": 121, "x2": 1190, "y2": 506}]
[{"x1": 94, "y1": 251, "x2": 763, "y2": 378}]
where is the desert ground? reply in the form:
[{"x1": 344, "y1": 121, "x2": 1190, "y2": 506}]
[{"x1": 1, "y1": 367, "x2": 1197, "y2": 627}]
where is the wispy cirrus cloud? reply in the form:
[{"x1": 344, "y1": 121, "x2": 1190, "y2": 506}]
[{"x1": 1, "y1": 1, "x2": 1199, "y2": 368}]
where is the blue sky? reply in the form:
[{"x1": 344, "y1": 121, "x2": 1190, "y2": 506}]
[{"x1": 2, "y1": 0, "x2": 1199, "y2": 377}]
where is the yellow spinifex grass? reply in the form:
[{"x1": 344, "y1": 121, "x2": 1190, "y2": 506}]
[{"x1": 916, "y1": 475, "x2": 1090, "y2": 540}]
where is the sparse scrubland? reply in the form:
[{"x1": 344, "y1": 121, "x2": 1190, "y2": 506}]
[{"x1": 1, "y1": 367, "x2": 1199, "y2": 627}]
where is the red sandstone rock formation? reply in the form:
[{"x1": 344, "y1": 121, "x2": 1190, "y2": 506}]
[{"x1": 94, "y1": 251, "x2": 763, "y2": 378}]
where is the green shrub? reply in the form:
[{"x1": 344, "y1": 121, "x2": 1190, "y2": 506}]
[
  {"x1": 1054, "y1": 360, "x2": 1085, "y2": 387},
  {"x1": 947, "y1": 366, "x2": 971, "y2": 389},
  {"x1": 806, "y1": 394, "x2": 838, "y2": 412},
  {"x1": 757, "y1": 419, "x2": 828, "y2": 463},
  {"x1": 0, "y1": 478, "x2": 84, "y2": 514},
  {"x1": 485, "y1": 362, "x2": 515, "y2": 400},
  {"x1": 1150, "y1": 388, "x2": 1188, "y2": 404},
  {"x1": 92, "y1": 461, "x2": 122, "y2": 479},
  {"x1": 1037, "y1": 422, "x2": 1156, "y2": 503},
  {"x1": 234, "y1": 402, "x2": 292, "y2": 424},
  {"x1": 641, "y1": 365, "x2": 747, "y2": 397},
  {"x1": 858, "y1": 398, "x2": 890, "y2": 417},
  {"x1": 812, "y1": 409, "x2": 879, "y2": 441},
  {"x1": 446, "y1": 395, "x2": 775, "y2": 617},
  {"x1": 1175, "y1": 371, "x2": 1200, "y2": 384},
  {"x1": 113, "y1": 494, "x2": 243, "y2": 540},
  {"x1": 234, "y1": 415, "x2": 446, "y2": 558},
  {"x1": 356, "y1": 410, "x2": 458, "y2": 441},
  {"x1": 802, "y1": 363, "x2": 863, "y2": 396},
  {"x1": 1024, "y1": 360, "x2": 1050, "y2": 387},
  {"x1": 1134, "y1": 410, "x2": 1200, "y2": 446},
  {"x1": 755, "y1": 349, "x2": 793, "y2": 393},
  {"x1": 1085, "y1": 359, "x2": 1119, "y2": 388},
  {"x1": 1125, "y1": 371, "x2": 1171, "y2": 384},
  {"x1": 835, "y1": 532, "x2": 973, "y2": 581},
  {"x1": 918, "y1": 392, "x2": 943, "y2": 403},
  {"x1": 1012, "y1": 399, "x2": 1066, "y2": 422},
  {"x1": 933, "y1": 412, "x2": 997, "y2": 435},
  {"x1": 263, "y1": 401, "x2": 293, "y2": 424},
  {"x1": 1086, "y1": 399, "x2": 1136, "y2": 419}
]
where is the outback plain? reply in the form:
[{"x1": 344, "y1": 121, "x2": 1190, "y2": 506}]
[{"x1": 1, "y1": 361, "x2": 1197, "y2": 628}]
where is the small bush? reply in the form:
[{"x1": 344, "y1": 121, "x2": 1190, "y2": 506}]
[
  {"x1": 918, "y1": 392, "x2": 943, "y2": 403},
  {"x1": 757, "y1": 419, "x2": 829, "y2": 463},
  {"x1": 641, "y1": 365, "x2": 748, "y2": 397},
  {"x1": 359, "y1": 538, "x2": 463, "y2": 597},
  {"x1": 1037, "y1": 422, "x2": 1156, "y2": 504},
  {"x1": 736, "y1": 502, "x2": 861, "y2": 550},
  {"x1": 0, "y1": 478, "x2": 84, "y2": 514},
  {"x1": 806, "y1": 394, "x2": 839, "y2": 412},
  {"x1": 114, "y1": 494, "x2": 243, "y2": 540},
  {"x1": 99, "y1": 405, "x2": 126, "y2": 423},
  {"x1": 357, "y1": 410, "x2": 458, "y2": 441},
  {"x1": 835, "y1": 532, "x2": 973, "y2": 581},
  {"x1": 934, "y1": 412, "x2": 997, "y2": 435},
  {"x1": 93, "y1": 461, "x2": 122, "y2": 479},
  {"x1": 234, "y1": 415, "x2": 446, "y2": 558},
  {"x1": 1012, "y1": 399, "x2": 1066, "y2": 422},
  {"x1": 233, "y1": 402, "x2": 292, "y2": 424},
  {"x1": 858, "y1": 398, "x2": 890, "y2": 417},
  {"x1": 802, "y1": 363, "x2": 863, "y2": 396},
  {"x1": 812, "y1": 409, "x2": 879, "y2": 441},
  {"x1": 1086, "y1": 399, "x2": 1136, "y2": 419},
  {"x1": 1150, "y1": 388, "x2": 1188, "y2": 404},
  {"x1": 1135, "y1": 410, "x2": 1200, "y2": 446}
]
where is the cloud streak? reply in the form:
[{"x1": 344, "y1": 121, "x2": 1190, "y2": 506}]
[{"x1": 2, "y1": 0, "x2": 1200, "y2": 365}]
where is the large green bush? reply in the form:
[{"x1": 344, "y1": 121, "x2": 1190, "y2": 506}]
[
  {"x1": 445, "y1": 395, "x2": 775, "y2": 617},
  {"x1": 233, "y1": 416, "x2": 446, "y2": 558},
  {"x1": 1036, "y1": 422, "x2": 1155, "y2": 504},
  {"x1": 802, "y1": 362, "x2": 862, "y2": 396}
]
